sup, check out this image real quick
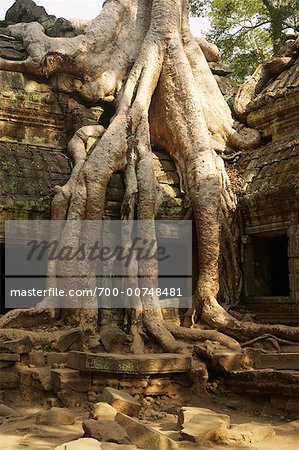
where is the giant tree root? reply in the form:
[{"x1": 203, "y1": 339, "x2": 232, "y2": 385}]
[{"x1": 0, "y1": 0, "x2": 297, "y2": 353}]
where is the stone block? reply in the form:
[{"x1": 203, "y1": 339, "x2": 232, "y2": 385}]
[
  {"x1": 56, "y1": 329, "x2": 90, "y2": 352},
  {"x1": 178, "y1": 407, "x2": 230, "y2": 444},
  {"x1": 100, "y1": 324, "x2": 128, "y2": 352},
  {"x1": 0, "y1": 368, "x2": 19, "y2": 389},
  {"x1": 0, "y1": 403, "x2": 19, "y2": 417},
  {"x1": 288, "y1": 238, "x2": 299, "y2": 257},
  {"x1": 115, "y1": 412, "x2": 179, "y2": 450},
  {"x1": 252, "y1": 352, "x2": 299, "y2": 370},
  {"x1": 91, "y1": 374, "x2": 120, "y2": 393},
  {"x1": 0, "y1": 361, "x2": 15, "y2": 369},
  {"x1": 209, "y1": 62, "x2": 233, "y2": 76},
  {"x1": 46, "y1": 352, "x2": 68, "y2": 367},
  {"x1": 52, "y1": 368, "x2": 91, "y2": 393},
  {"x1": 30, "y1": 367, "x2": 52, "y2": 391},
  {"x1": 143, "y1": 377, "x2": 177, "y2": 396},
  {"x1": 100, "y1": 387, "x2": 141, "y2": 417},
  {"x1": 55, "y1": 438, "x2": 102, "y2": 450},
  {"x1": 90, "y1": 402, "x2": 117, "y2": 421},
  {"x1": 101, "y1": 444, "x2": 138, "y2": 450},
  {"x1": 227, "y1": 422, "x2": 275, "y2": 445},
  {"x1": 18, "y1": 367, "x2": 52, "y2": 391},
  {"x1": 0, "y1": 71, "x2": 25, "y2": 90},
  {"x1": 36, "y1": 407, "x2": 75, "y2": 426},
  {"x1": 83, "y1": 419, "x2": 129, "y2": 444},
  {"x1": 0, "y1": 353, "x2": 20, "y2": 362},
  {"x1": 212, "y1": 350, "x2": 251, "y2": 371},
  {"x1": 29, "y1": 351, "x2": 46, "y2": 367},
  {"x1": 271, "y1": 395, "x2": 299, "y2": 413},
  {"x1": 225, "y1": 368, "x2": 299, "y2": 396},
  {"x1": 0, "y1": 336, "x2": 32, "y2": 354},
  {"x1": 67, "y1": 351, "x2": 191, "y2": 374}
]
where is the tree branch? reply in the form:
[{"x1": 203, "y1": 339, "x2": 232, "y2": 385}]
[{"x1": 226, "y1": 21, "x2": 271, "y2": 38}]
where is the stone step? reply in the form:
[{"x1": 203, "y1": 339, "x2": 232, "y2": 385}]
[
  {"x1": 67, "y1": 352, "x2": 191, "y2": 374},
  {"x1": 250, "y1": 351, "x2": 299, "y2": 370},
  {"x1": 225, "y1": 368, "x2": 299, "y2": 396}
]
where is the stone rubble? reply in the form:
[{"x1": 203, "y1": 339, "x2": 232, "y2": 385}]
[
  {"x1": 115, "y1": 412, "x2": 180, "y2": 450},
  {"x1": 100, "y1": 387, "x2": 142, "y2": 417},
  {"x1": 82, "y1": 418, "x2": 130, "y2": 444},
  {"x1": 90, "y1": 402, "x2": 118, "y2": 421},
  {"x1": 178, "y1": 406, "x2": 230, "y2": 444},
  {"x1": 226, "y1": 422, "x2": 276, "y2": 445},
  {"x1": 36, "y1": 407, "x2": 75, "y2": 426},
  {"x1": 0, "y1": 403, "x2": 19, "y2": 417}
]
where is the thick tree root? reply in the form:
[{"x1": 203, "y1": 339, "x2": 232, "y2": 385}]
[
  {"x1": 165, "y1": 323, "x2": 241, "y2": 351},
  {"x1": 1, "y1": 0, "x2": 296, "y2": 353}
]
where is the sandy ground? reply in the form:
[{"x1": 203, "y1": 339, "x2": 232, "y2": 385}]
[{"x1": 1, "y1": 386, "x2": 299, "y2": 449}]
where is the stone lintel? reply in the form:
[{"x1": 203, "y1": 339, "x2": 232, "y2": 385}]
[
  {"x1": 252, "y1": 352, "x2": 299, "y2": 370},
  {"x1": 0, "y1": 353, "x2": 20, "y2": 362},
  {"x1": 67, "y1": 351, "x2": 191, "y2": 374}
]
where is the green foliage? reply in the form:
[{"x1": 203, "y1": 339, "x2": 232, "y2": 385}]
[
  {"x1": 41, "y1": 342, "x2": 54, "y2": 352},
  {"x1": 190, "y1": 0, "x2": 299, "y2": 84}
]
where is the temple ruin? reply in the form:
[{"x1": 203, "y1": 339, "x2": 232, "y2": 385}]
[{"x1": 0, "y1": 1, "x2": 299, "y2": 449}]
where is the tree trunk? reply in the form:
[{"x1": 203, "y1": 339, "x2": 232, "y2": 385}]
[{"x1": 1, "y1": 0, "x2": 298, "y2": 350}]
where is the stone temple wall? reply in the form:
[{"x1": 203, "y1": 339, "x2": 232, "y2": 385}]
[
  {"x1": 0, "y1": 69, "x2": 186, "y2": 244},
  {"x1": 237, "y1": 60, "x2": 299, "y2": 324}
]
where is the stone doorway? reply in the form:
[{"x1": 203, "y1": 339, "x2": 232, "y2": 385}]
[{"x1": 246, "y1": 233, "x2": 290, "y2": 297}]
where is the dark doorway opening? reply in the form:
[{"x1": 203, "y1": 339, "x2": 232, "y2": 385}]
[{"x1": 246, "y1": 233, "x2": 289, "y2": 297}]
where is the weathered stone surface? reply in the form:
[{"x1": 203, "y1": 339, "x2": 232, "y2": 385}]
[
  {"x1": 0, "y1": 368, "x2": 19, "y2": 389},
  {"x1": 115, "y1": 412, "x2": 179, "y2": 450},
  {"x1": 46, "y1": 352, "x2": 68, "y2": 367},
  {"x1": 100, "y1": 388, "x2": 141, "y2": 417},
  {"x1": 87, "y1": 337, "x2": 101, "y2": 349},
  {"x1": 18, "y1": 366, "x2": 52, "y2": 391},
  {"x1": 101, "y1": 444, "x2": 138, "y2": 450},
  {"x1": 0, "y1": 71, "x2": 68, "y2": 150},
  {"x1": 251, "y1": 351, "x2": 299, "y2": 370},
  {"x1": 5, "y1": 0, "x2": 56, "y2": 27},
  {"x1": 0, "y1": 336, "x2": 32, "y2": 354},
  {"x1": 51, "y1": 368, "x2": 91, "y2": 393},
  {"x1": 36, "y1": 407, "x2": 75, "y2": 426},
  {"x1": 227, "y1": 422, "x2": 275, "y2": 445},
  {"x1": 0, "y1": 353, "x2": 20, "y2": 361},
  {"x1": 212, "y1": 350, "x2": 251, "y2": 371},
  {"x1": 55, "y1": 438, "x2": 102, "y2": 450},
  {"x1": 178, "y1": 407, "x2": 230, "y2": 444},
  {"x1": 0, "y1": 352, "x2": 19, "y2": 368},
  {"x1": 0, "y1": 47, "x2": 27, "y2": 61},
  {"x1": 56, "y1": 329, "x2": 91, "y2": 352},
  {"x1": 83, "y1": 419, "x2": 129, "y2": 444},
  {"x1": 274, "y1": 419, "x2": 299, "y2": 433},
  {"x1": 90, "y1": 402, "x2": 117, "y2": 421},
  {"x1": 225, "y1": 368, "x2": 299, "y2": 396},
  {"x1": 29, "y1": 351, "x2": 46, "y2": 367},
  {"x1": 0, "y1": 361, "x2": 15, "y2": 369},
  {"x1": 0, "y1": 69, "x2": 184, "y2": 231},
  {"x1": 100, "y1": 324, "x2": 128, "y2": 352},
  {"x1": 271, "y1": 394, "x2": 299, "y2": 413},
  {"x1": 0, "y1": 403, "x2": 19, "y2": 417},
  {"x1": 0, "y1": 307, "x2": 53, "y2": 329},
  {"x1": 55, "y1": 440, "x2": 137, "y2": 450},
  {"x1": 209, "y1": 62, "x2": 233, "y2": 76},
  {"x1": 67, "y1": 352, "x2": 191, "y2": 374}
]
